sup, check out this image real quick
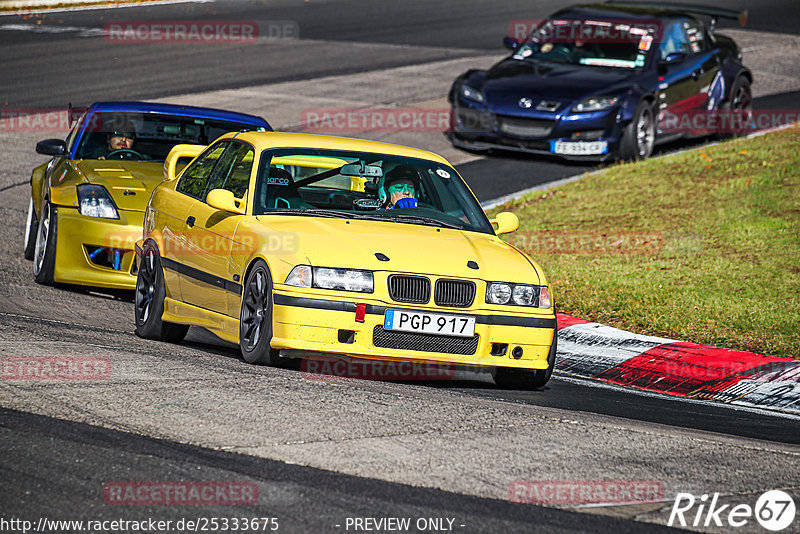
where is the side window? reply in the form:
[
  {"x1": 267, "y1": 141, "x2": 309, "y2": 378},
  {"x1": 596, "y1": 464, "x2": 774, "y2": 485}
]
[
  {"x1": 176, "y1": 142, "x2": 228, "y2": 199},
  {"x1": 660, "y1": 23, "x2": 691, "y2": 60},
  {"x1": 683, "y1": 20, "x2": 706, "y2": 54},
  {"x1": 204, "y1": 142, "x2": 255, "y2": 200}
]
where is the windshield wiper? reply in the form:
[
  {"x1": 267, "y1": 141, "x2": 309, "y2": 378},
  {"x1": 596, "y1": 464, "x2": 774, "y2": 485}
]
[
  {"x1": 258, "y1": 210, "x2": 465, "y2": 229},
  {"x1": 382, "y1": 213, "x2": 465, "y2": 230},
  {"x1": 258, "y1": 209, "x2": 355, "y2": 219}
]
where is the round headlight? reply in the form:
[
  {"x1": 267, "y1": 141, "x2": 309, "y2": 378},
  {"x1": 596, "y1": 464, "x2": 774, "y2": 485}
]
[
  {"x1": 512, "y1": 285, "x2": 536, "y2": 306},
  {"x1": 313, "y1": 267, "x2": 339, "y2": 289},
  {"x1": 487, "y1": 283, "x2": 512, "y2": 304}
]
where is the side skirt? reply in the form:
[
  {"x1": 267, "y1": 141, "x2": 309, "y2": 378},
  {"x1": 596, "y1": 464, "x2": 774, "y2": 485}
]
[{"x1": 162, "y1": 297, "x2": 240, "y2": 344}]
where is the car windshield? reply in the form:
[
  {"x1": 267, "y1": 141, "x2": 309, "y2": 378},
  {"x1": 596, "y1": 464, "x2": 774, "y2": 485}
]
[
  {"x1": 513, "y1": 18, "x2": 655, "y2": 69},
  {"x1": 254, "y1": 148, "x2": 494, "y2": 234},
  {"x1": 74, "y1": 111, "x2": 266, "y2": 161}
]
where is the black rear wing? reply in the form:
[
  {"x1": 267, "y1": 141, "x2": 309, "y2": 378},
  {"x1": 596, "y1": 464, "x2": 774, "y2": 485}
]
[{"x1": 604, "y1": 1, "x2": 747, "y2": 27}]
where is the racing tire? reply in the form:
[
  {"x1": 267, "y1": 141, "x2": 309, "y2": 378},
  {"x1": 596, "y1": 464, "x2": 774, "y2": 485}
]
[
  {"x1": 717, "y1": 76, "x2": 752, "y2": 139},
  {"x1": 618, "y1": 100, "x2": 655, "y2": 161},
  {"x1": 493, "y1": 332, "x2": 557, "y2": 390},
  {"x1": 239, "y1": 260, "x2": 290, "y2": 367},
  {"x1": 134, "y1": 243, "x2": 189, "y2": 343},
  {"x1": 32, "y1": 199, "x2": 57, "y2": 285},
  {"x1": 24, "y1": 197, "x2": 38, "y2": 261}
]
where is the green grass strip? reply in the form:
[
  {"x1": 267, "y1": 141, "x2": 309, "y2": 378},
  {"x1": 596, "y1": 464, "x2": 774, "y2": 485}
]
[{"x1": 492, "y1": 127, "x2": 800, "y2": 358}]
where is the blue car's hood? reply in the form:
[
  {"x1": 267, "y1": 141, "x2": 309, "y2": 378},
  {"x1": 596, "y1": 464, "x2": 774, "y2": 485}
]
[{"x1": 482, "y1": 59, "x2": 636, "y2": 112}]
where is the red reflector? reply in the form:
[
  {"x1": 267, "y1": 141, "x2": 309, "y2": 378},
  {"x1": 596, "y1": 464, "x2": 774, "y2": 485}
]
[{"x1": 355, "y1": 303, "x2": 366, "y2": 323}]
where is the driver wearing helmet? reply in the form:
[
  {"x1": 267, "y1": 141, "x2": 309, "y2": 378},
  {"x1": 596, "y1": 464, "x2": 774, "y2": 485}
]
[{"x1": 382, "y1": 165, "x2": 420, "y2": 209}]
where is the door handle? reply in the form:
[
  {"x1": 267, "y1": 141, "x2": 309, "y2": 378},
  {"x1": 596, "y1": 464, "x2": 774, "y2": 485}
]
[{"x1": 186, "y1": 216, "x2": 195, "y2": 228}]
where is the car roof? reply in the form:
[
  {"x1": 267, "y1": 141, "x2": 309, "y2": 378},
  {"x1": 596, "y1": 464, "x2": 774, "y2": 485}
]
[
  {"x1": 554, "y1": 3, "x2": 693, "y2": 23},
  {"x1": 87, "y1": 101, "x2": 270, "y2": 128},
  {"x1": 223, "y1": 131, "x2": 451, "y2": 165}
]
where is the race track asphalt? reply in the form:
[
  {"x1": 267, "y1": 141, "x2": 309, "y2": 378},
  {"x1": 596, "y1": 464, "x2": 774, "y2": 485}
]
[{"x1": 1, "y1": 1, "x2": 799, "y2": 531}]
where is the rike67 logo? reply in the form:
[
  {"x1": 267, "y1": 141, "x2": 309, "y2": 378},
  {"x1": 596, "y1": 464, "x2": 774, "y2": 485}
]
[{"x1": 668, "y1": 490, "x2": 796, "y2": 531}]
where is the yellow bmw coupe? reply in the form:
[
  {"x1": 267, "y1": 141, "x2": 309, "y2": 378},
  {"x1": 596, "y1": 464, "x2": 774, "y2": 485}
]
[
  {"x1": 135, "y1": 132, "x2": 557, "y2": 389},
  {"x1": 26, "y1": 102, "x2": 270, "y2": 289}
]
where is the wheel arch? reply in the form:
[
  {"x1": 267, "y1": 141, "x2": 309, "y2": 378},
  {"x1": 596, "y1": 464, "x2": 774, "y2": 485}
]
[
  {"x1": 141, "y1": 236, "x2": 163, "y2": 255},
  {"x1": 618, "y1": 88, "x2": 655, "y2": 125},
  {"x1": 722, "y1": 66, "x2": 752, "y2": 103},
  {"x1": 241, "y1": 255, "x2": 276, "y2": 296}
]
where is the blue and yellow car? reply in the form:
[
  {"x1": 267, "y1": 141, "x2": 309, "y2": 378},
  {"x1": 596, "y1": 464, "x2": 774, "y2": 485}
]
[
  {"x1": 26, "y1": 101, "x2": 270, "y2": 289},
  {"x1": 135, "y1": 132, "x2": 557, "y2": 389}
]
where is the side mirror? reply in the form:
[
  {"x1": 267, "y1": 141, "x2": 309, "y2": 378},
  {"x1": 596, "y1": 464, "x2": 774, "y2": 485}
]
[
  {"x1": 164, "y1": 144, "x2": 206, "y2": 180},
  {"x1": 36, "y1": 139, "x2": 67, "y2": 156},
  {"x1": 662, "y1": 52, "x2": 686, "y2": 65},
  {"x1": 490, "y1": 211, "x2": 519, "y2": 235},
  {"x1": 207, "y1": 188, "x2": 246, "y2": 215},
  {"x1": 503, "y1": 36, "x2": 520, "y2": 51}
]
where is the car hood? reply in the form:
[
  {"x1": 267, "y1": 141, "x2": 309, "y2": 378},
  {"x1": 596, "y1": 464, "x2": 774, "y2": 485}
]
[
  {"x1": 482, "y1": 59, "x2": 634, "y2": 112},
  {"x1": 254, "y1": 216, "x2": 541, "y2": 284},
  {"x1": 76, "y1": 160, "x2": 164, "y2": 212}
]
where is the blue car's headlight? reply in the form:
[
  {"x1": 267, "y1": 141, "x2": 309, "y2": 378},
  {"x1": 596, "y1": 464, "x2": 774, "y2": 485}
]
[
  {"x1": 572, "y1": 96, "x2": 619, "y2": 113},
  {"x1": 459, "y1": 84, "x2": 485, "y2": 104},
  {"x1": 76, "y1": 184, "x2": 119, "y2": 219}
]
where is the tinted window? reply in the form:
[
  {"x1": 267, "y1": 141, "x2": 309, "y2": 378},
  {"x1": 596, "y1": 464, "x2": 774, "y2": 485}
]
[
  {"x1": 204, "y1": 141, "x2": 254, "y2": 200},
  {"x1": 176, "y1": 142, "x2": 228, "y2": 199},
  {"x1": 73, "y1": 111, "x2": 266, "y2": 161},
  {"x1": 660, "y1": 23, "x2": 691, "y2": 59},
  {"x1": 683, "y1": 20, "x2": 706, "y2": 54},
  {"x1": 511, "y1": 19, "x2": 653, "y2": 69},
  {"x1": 253, "y1": 149, "x2": 494, "y2": 234}
]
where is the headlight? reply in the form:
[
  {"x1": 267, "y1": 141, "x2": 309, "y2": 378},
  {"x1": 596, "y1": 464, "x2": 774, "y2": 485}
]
[
  {"x1": 459, "y1": 84, "x2": 485, "y2": 104},
  {"x1": 572, "y1": 96, "x2": 619, "y2": 113},
  {"x1": 486, "y1": 282, "x2": 551, "y2": 308},
  {"x1": 76, "y1": 184, "x2": 119, "y2": 219},
  {"x1": 512, "y1": 284, "x2": 536, "y2": 306},
  {"x1": 486, "y1": 282, "x2": 512, "y2": 305},
  {"x1": 285, "y1": 265, "x2": 373, "y2": 293}
]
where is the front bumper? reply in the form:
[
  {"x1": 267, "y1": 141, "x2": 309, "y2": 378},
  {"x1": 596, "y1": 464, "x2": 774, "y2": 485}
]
[
  {"x1": 270, "y1": 287, "x2": 556, "y2": 370},
  {"x1": 53, "y1": 206, "x2": 143, "y2": 289},
  {"x1": 449, "y1": 101, "x2": 623, "y2": 161}
]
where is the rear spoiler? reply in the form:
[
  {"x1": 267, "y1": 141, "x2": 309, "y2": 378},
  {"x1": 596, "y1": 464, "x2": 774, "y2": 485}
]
[
  {"x1": 164, "y1": 144, "x2": 206, "y2": 181},
  {"x1": 604, "y1": 1, "x2": 747, "y2": 27}
]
